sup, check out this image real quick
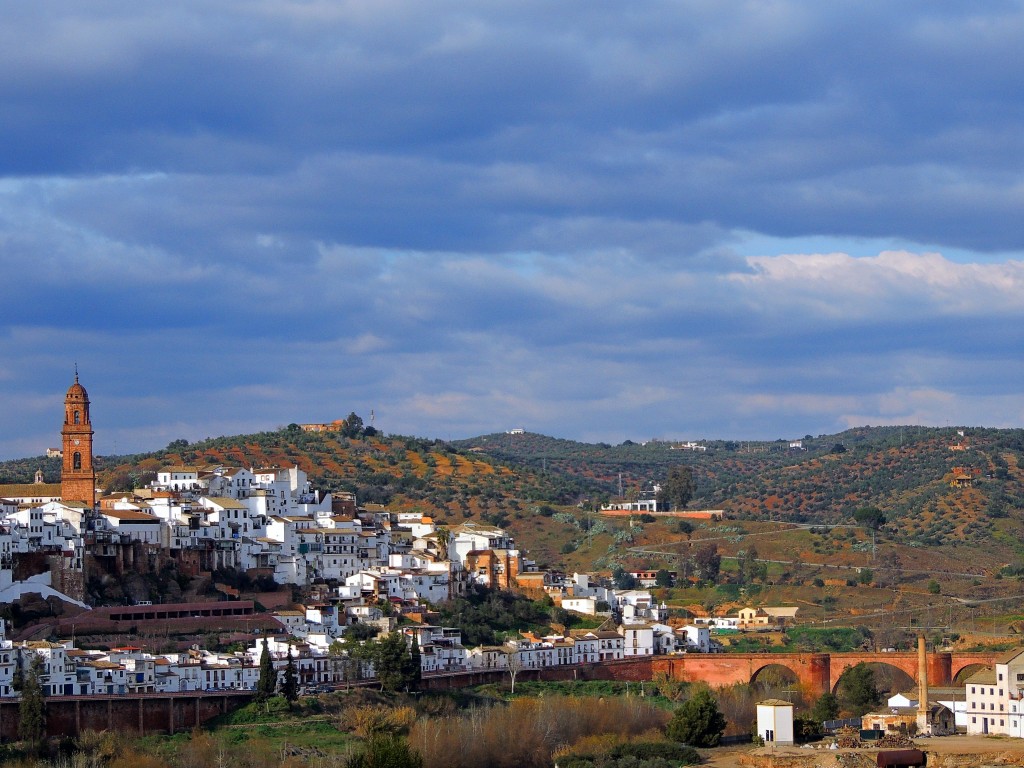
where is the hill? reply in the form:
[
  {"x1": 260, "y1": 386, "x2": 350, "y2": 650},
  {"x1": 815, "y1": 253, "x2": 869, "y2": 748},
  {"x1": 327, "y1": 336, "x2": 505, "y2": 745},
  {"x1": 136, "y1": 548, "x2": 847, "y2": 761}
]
[
  {"x1": 3, "y1": 423, "x2": 1024, "y2": 566},
  {"x1": 454, "y1": 427, "x2": 1024, "y2": 539},
  {"x1": 7, "y1": 423, "x2": 1024, "y2": 642}
]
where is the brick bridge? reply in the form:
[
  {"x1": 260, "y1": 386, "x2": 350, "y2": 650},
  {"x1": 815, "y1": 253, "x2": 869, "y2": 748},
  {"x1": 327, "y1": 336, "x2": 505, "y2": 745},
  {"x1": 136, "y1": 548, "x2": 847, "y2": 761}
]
[
  {"x1": 421, "y1": 651, "x2": 998, "y2": 697},
  {"x1": 648, "y1": 650, "x2": 997, "y2": 695}
]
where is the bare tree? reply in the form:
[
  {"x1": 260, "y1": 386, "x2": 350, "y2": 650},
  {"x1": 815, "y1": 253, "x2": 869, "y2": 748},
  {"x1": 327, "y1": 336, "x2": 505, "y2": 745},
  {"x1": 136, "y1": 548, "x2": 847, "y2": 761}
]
[{"x1": 505, "y1": 649, "x2": 523, "y2": 694}]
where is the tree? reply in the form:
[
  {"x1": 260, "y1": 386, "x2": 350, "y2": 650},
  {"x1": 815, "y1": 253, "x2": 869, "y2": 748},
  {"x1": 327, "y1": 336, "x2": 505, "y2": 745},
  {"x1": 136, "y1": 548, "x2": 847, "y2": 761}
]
[
  {"x1": 612, "y1": 567, "x2": 638, "y2": 590},
  {"x1": 256, "y1": 638, "x2": 277, "y2": 702},
  {"x1": 342, "y1": 412, "x2": 365, "y2": 438},
  {"x1": 737, "y1": 546, "x2": 763, "y2": 584},
  {"x1": 693, "y1": 544, "x2": 721, "y2": 584},
  {"x1": 19, "y1": 653, "x2": 47, "y2": 754},
  {"x1": 281, "y1": 649, "x2": 299, "y2": 705},
  {"x1": 331, "y1": 639, "x2": 367, "y2": 688},
  {"x1": 505, "y1": 649, "x2": 522, "y2": 694},
  {"x1": 794, "y1": 717, "x2": 823, "y2": 741},
  {"x1": 839, "y1": 663, "x2": 880, "y2": 716},
  {"x1": 655, "y1": 569, "x2": 674, "y2": 588},
  {"x1": 675, "y1": 554, "x2": 695, "y2": 583},
  {"x1": 368, "y1": 633, "x2": 420, "y2": 693},
  {"x1": 434, "y1": 526, "x2": 450, "y2": 561},
  {"x1": 348, "y1": 622, "x2": 382, "y2": 642},
  {"x1": 809, "y1": 691, "x2": 840, "y2": 724},
  {"x1": 658, "y1": 466, "x2": 696, "y2": 511},
  {"x1": 666, "y1": 686, "x2": 727, "y2": 747},
  {"x1": 166, "y1": 438, "x2": 190, "y2": 452},
  {"x1": 853, "y1": 506, "x2": 886, "y2": 530}
]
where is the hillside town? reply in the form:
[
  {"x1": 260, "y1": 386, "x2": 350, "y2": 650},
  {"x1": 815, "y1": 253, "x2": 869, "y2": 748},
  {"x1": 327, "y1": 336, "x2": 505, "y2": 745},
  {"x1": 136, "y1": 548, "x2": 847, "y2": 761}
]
[
  {"x1": 0, "y1": 376, "x2": 719, "y2": 698},
  {"x1": 4, "y1": 376, "x2": 1024, "y2": 751}
]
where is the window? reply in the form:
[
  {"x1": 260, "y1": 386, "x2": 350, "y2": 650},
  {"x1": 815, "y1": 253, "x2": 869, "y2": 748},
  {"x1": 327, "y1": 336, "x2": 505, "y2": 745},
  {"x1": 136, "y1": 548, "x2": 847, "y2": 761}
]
[
  {"x1": 73, "y1": 452, "x2": 82, "y2": 470},
  {"x1": 74, "y1": 410, "x2": 80, "y2": 424}
]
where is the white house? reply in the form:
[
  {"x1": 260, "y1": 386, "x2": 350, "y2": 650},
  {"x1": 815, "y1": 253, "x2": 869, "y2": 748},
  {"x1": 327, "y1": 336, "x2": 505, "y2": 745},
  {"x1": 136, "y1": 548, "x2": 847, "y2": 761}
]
[
  {"x1": 16, "y1": 640, "x2": 77, "y2": 697},
  {"x1": 562, "y1": 597, "x2": 598, "y2": 615},
  {"x1": 205, "y1": 467, "x2": 255, "y2": 500},
  {"x1": 619, "y1": 624, "x2": 655, "y2": 657},
  {"x1": 98, "y1": 508, "x2": 163, "y2": 545},
  {"x1": 966, "y1": 649, "x2": 1024, "y2": 736},
  {"x1": 155, "y1": 467, "x2": 200, "y2": 492},
  {"x1": 676, "y1": 625, "x2": 712, "y2": 653},
  {"x1": 756, "y1": 700, "x2": 794, "y2": 745},
  {"x1": 570, "y1": 629, "x2": 623, "y2": 661},
  {"x1": 0, "y1": 621, "x2": 16, "y2": 696}
]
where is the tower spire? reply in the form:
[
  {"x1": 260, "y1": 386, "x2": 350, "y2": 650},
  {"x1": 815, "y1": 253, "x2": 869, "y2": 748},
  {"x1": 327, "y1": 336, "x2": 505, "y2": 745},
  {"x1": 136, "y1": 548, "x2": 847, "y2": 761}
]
[{"x1": 61, "y1": 373, "x2": 95, "y2": 508}]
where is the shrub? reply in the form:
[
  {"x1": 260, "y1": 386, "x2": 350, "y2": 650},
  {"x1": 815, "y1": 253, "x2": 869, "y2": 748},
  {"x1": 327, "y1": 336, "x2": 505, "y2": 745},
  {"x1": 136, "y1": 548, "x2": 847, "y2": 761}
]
[
  {"x1": 666, "y1": 686, "x2": 727, "y2": 748},
  {"x1": 345, "y1": 734, "x2": 423, "y2": 768},
  {"x1": 609, "y1": 741, "x2": 701, "y2": 763},
  {"x1": 409, "y1": 695, "x2": 668, "y2": 768}
]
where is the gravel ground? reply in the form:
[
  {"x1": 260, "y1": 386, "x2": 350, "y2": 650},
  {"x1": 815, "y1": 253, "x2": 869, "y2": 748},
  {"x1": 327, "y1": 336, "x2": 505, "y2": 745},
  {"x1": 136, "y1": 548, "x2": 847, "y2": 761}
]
[{"x1": 701, "y1": 735, "x2": 1024, "y2": 768}]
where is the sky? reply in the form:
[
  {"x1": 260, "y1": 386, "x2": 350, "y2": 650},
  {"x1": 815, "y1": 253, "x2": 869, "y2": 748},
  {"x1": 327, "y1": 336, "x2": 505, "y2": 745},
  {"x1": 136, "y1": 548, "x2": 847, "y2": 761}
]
[{"x1": 1, "y1": 1, "x2": 1023, "y2": 459}]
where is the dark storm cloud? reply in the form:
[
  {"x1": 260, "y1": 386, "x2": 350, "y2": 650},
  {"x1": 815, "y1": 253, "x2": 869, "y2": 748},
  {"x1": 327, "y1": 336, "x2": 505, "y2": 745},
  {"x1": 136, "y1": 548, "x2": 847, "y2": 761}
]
[{"x1": 0, "y1": 2, "x2": 1022, "y2": 457}]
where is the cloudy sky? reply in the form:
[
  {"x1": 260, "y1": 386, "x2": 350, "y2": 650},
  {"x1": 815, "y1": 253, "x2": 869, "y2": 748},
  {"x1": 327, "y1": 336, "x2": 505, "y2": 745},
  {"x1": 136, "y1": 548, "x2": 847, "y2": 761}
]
[{"x1": 1, "y1": 1, "x2": 1023, "y2": 459}]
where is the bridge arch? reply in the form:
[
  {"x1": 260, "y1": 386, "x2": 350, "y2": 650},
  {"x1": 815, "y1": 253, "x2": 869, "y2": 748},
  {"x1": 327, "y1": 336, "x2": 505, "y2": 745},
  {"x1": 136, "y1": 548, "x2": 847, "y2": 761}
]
[
  {"x1": 953, "y1": 662, "x2": 988, "y2": 684},
  {"x1": 748, "y1": 655, "x2": 831, "y2": 694},
  {"x1": 749, "y1": 663, "x2": 801, "y2": 690},
  {"x1": 828, "y1": 652, "x2": 952, "y2": 694},
  {"x1": 832, "y1": 661, "x2": 914, "y2": 697}
]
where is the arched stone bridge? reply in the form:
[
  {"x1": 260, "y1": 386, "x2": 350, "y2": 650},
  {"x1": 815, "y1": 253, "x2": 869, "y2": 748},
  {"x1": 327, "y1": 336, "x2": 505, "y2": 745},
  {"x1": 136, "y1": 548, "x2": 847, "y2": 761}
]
[{"x1": 648, "y1": 650, "x2": 997, "y2": 696}]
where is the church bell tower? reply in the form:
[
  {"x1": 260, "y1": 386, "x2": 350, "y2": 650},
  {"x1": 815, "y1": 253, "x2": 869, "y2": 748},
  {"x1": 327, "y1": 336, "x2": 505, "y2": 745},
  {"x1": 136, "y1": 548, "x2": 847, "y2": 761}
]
[{"x1": 61, "y1": 370, "x2": 96, "y2": 508}]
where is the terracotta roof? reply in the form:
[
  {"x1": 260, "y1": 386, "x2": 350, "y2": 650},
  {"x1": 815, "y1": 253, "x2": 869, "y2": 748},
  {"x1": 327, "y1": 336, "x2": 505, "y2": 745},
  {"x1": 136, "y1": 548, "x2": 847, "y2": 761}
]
[
  {"x1": 102, "y1": 509, "x2": 159, "y2": 522},
  {"x1": 84, "y1": 661, "x2": 122, "y2": 670},
  {"x1": 994, "y1": 648, "x2": 1024, "y2": 665},
  {"x1": 201, "y1": 497, "x2": 248, "y2": 509},
  {"x1": 965, "y1": 667, "x2": 996, "y2": 685},
  {"x1": 0, "y1": 483, "x2": 63, "y2": 498}
]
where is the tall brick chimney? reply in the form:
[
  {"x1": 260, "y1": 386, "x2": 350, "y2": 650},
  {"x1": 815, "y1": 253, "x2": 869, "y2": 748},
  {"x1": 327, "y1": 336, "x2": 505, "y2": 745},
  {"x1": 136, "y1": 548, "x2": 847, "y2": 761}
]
[{"x1": 916, "y1": 633, "x2": 930, "y2": 735}]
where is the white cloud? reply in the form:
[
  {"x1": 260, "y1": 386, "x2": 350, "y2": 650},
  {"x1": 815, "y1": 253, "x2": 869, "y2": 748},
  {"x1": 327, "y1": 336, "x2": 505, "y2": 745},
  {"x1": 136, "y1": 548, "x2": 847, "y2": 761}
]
[{"x1": 735, "y1": 251, "x2": 1024, "y2": 319}]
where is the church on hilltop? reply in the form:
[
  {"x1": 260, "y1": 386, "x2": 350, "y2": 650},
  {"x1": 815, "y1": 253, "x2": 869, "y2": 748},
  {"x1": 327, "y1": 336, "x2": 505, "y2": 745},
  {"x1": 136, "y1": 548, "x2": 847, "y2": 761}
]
[
  {"x1": 59, "y1": 372, "x2": 96, "y2": 508},
  {"x1": 0, "y1": 372, "x2": 94, "y2": 601},
  {"x1": 0, "y1": 372, "x2": 98, "y2": 508}
]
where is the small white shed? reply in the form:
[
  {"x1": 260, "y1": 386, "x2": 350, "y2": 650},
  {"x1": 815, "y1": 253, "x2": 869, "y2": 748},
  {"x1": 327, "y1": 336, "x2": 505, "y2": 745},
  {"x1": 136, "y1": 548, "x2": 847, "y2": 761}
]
[{"x1": 756, "y1": 699, "x2": 794, "y2": 745}]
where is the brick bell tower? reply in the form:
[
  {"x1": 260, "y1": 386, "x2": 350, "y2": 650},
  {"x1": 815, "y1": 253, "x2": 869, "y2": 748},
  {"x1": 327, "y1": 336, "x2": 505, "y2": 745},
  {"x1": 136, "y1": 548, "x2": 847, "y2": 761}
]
[{"x1": 61, "y1": 369, "x2": 96, "y2": 508}]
